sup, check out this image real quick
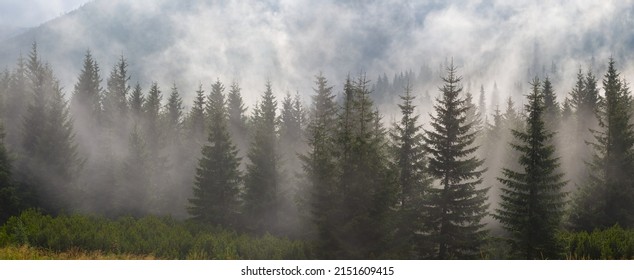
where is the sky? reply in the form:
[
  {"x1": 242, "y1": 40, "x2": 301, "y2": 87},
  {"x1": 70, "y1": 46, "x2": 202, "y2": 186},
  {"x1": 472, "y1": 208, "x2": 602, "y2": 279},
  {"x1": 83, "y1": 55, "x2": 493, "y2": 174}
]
[
  {"x1": 1, "y1": 0, "x2": 634, "y2": 112},
  {"x1": 0, "y1": 0, "x2": 89, "y2": 27}
]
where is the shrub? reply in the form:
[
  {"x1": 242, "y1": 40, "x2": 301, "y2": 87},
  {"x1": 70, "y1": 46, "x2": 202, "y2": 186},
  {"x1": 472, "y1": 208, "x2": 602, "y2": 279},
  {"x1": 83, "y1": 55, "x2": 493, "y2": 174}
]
[
  {"x1": 0, "y1": 210, "x2": 313, "y2": 259},
  {"x1": 558, "y1": 225, "x2": 634, "y2": 260}
]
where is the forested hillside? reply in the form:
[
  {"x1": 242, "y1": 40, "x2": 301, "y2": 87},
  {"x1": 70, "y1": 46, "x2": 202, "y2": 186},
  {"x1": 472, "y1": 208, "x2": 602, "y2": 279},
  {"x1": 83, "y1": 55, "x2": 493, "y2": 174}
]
[{"x1": 1, "y1": 0, "x2": 634, "y2": 260}]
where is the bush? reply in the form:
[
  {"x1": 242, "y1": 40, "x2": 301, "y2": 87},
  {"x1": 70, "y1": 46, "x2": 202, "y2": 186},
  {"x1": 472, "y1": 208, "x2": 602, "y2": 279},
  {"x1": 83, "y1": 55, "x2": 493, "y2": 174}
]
[
  {"x1": 558, "y1": 225, "x2": 634, "y2": 260},
  {"x1": 0, "y1": 210, "x2": 313, "y2": 259}
]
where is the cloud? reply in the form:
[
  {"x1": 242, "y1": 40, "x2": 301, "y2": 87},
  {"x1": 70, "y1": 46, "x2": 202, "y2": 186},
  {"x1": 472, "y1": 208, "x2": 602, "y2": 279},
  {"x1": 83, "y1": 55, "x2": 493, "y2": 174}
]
[
  {"x1": 0, "y1": 0, "x2": 89, "y2": 27},
  {"x1": 3, "y1": 0, "x2": 634, "y2": 110}
]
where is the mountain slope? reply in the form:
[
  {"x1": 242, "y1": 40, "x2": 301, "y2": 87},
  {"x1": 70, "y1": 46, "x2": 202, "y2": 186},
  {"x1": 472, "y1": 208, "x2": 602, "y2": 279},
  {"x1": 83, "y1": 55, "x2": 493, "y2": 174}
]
[{"x1": 1, "y1": 0, "x2": 634, "y2": 105}]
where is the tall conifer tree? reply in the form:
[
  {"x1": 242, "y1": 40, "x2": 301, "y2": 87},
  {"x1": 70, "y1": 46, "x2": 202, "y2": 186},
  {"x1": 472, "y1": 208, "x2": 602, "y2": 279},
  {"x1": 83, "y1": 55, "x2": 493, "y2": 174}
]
[
  {"x1": 422, "y1": 62, "x2": 489, "y2": 259},
  {"x1": 494, "y1": 78, "x2": 567, "y2": 259},
  {"x1": 244, "y1": 82, "x2": 281, "y2": 234},
  {"x1": 189, "y1": 82, "x2": 241, "y2": 227},
  {"x1": 390, "y1": 82, "x2": 431, "y2": 258},
  {"x1": 302, "y1": 74, "x2": 340, "y2": 257},
  {"x1": 571, "y1": 58, "x2": 634, "y2": 230}
]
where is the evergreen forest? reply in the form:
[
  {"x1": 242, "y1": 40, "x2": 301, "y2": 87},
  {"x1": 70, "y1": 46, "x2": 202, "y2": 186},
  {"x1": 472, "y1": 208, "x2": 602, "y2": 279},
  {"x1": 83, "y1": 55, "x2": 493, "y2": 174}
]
[{"x1": 1, "y1": 43, "x2": 634, "y2": 260}]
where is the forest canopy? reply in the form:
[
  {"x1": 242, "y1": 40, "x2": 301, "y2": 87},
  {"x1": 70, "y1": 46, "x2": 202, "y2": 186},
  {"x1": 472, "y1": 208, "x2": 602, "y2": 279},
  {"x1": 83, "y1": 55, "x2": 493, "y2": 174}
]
[{"x1": 0, "y1": 42, "x2": 633, "y2": 259}]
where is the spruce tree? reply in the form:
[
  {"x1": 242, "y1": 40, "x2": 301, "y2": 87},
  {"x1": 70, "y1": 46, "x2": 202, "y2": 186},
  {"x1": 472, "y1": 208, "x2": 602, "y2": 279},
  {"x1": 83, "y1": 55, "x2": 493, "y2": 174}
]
[
  {"x1": 119, "y1": 125, "x2": 149, "y2": 217},
  {"x1": 21, "y1": 43, "x2": 81, "y2": 213},
  {"x1": 143, "y1": 82, "x2": 162, "y2": 151},
  {"x1": 390, "y1": 82, "x2": 431, "y2": 258},
  {"x1": 46, "y1": 81, "x2": 82, "y2": 195},
  {"x1": 422, "y1": 62, "x2": 489, "y2": 259},
  {"x1": 206, "y1": 79, "x2": 225, "y2": 126},
  {"x1": 494, "y1": 78, "x2": 567, "y2": 259},
  {"x1": 128, "y1": 83, "x2": 144, "y2": 122},
  {"x1": 5, "y1": 55, "x2": 28, "y2": 150},
  {"x1": 567, "y1": 69, "x2": 599, "y2": 188},
  {"x1": 71, "y1": 50, "x2": 102, "y2": 126},
  {"x1": 335, "y1": 75, "x2": 396, "y2": 258},
  {"x1": 188, "y1": 83, "x2": 241, "y2": 227},
  {"x1": 0, "y1": 122, "x2": 19, "y2": 223},
  {"x1": 243, "y1": 81, "x2": 281, "y2": 234},
  {"x1": 70, "y1": 49, "x2": 103, "y2": 167},
  {"x1": 227, "y1": 82, "x2": 248, "y2": 148},
  {"x1": 165, "y1": 83, "x2": 184, "y2": 137},
  {"x1": 103, "y1": 56, "x2": 130, "y2": 128},
  {"x1": 478, "y1": 85, "x2": 487, "y2": 123},
  {"x1": 278, "y1": 92, "x2": 306, "y2": 236},
  {"x1": 571, "y1": 58, "x2": 634, "y2": 230},
  {"x1": 301, "y1": 73, "x2": 340, "y2": 257},
  {"x1": 187, "y1": 84, "x2": 206, "y2": 143},
  {"x1": 542, "y1": 76, "x2": 560, "y2": 131}
]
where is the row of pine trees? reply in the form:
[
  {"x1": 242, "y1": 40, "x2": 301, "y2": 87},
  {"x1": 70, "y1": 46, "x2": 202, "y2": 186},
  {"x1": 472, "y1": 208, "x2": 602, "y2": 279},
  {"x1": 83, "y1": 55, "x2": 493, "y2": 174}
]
[{"x1": 1, "y1": 44, "x2": 633, "y2": 259}]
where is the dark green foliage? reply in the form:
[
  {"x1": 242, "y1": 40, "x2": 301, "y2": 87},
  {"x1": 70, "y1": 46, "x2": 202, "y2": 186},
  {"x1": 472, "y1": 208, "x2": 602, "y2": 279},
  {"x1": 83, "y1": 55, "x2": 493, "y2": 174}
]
[
  {"x1": 226, "y1": 82, "x2": 248, "y2": 153},
  {"x1": 0, "y1": 124, "x2": 19, "y2": 224},
  {"x1": 571, "y1": 58, "x2": 634, "y2": 231},
  {"x1": 541, "y1": 76, "x2": 560, "y2": 130},
  {"x1": 20, "y1": 43, "x2": 81, "y2": 214},
  {"x1": 206, "y1": 79, "x2": 225, "y2": 126},
  {"x1": 165, "y1": 83, "x2": 184, "y2": 139},
  {"x1": 494, "y1": 78, "x2": 567, "y2": 259},
  {"x1": 389, "y1": 82, "x2": 431, "y2": 258},
  {"x1": 103, "y1": 56, "x2": 130, "y2": 126},
  {"x1": 569, "y1": 68, "x2": 599, "y2": 139},
  {"x1": 0, "y1": 210, "x2": 311, "y2": 259},
  {"x1": 558, "y1": 225, "x2": 634, "y2": 259},
  {"x1": 422, "y1": 62, "x2": 489, "y2": 259},
  {"x1": 46, "y1": 82, "x2": 82, "y2": 195},
  {"x1": 128, "y1": 83, "x2": 144, "y2": 121},
  {"x1": 277, "y1": 92, "x2": 306, "y2": 237},
  {"x1": 334, "y1": 75, "x2": 396, "y2": 259},
  {"x1": 243, "y1": 82, "x2": 281, "y2": 234},
  {"x1": 279, "y1": 93, "x2": 305, "y2": 152},
  {"x1": 71, "y1": 50, "x2": 102, "y2": 126},
  {"x1": 188, "y1": 80, "x2": 241, "y2": 228},
  {"x1": 187, "y1": 84, "x2": 206, "y2": 143},
  {"x1": 3, "y1": 55, "x2": 29, "y2": 151},
  {"x1": 301, "y1": 73, "x2": 340, "y2": 258}
]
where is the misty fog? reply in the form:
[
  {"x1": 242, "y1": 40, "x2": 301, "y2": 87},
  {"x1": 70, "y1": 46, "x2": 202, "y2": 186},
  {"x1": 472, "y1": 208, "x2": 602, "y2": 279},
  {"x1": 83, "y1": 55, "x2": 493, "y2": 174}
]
[{"x1": 1, "y1": 0, "x2": 634, "y2": 260}]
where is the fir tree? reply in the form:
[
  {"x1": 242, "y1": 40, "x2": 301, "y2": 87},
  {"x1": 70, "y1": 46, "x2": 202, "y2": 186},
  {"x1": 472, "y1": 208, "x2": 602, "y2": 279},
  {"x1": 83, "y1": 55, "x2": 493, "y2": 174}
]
[
  {"x1": 335, "y1": 75, "x2": 396, "y2": 258},
  {"x1": 0, "y1": 122, "x2": 19, "y2": 223},
  {"x1": 422, "y1": 62, "x2": 489, "y2": 259},
  {"x1": 571, "y1": 58, "x2": 634, "y2": 230},
  {"x1": 71, "y1": 49, "x2": 102, "y2": 126},
  {"x1": 165, "y1": 83, "x2": 184, "y2": 137},
  {"x1": 390, "y1": 82, "x2": 431, "y2": 258},
  {"x1": 4, "y1": 54, "x2": 28, "y2": 150},
  {"x1": 206, "y1": 79, "x2": 225, "y2": 126},
  {"x1": 301, "y1": 73, "x2": 340, "y2": 257},
  {"x1": 243, "y1": 81, "x2": 281, "y2": 234},
  {"x1": 542, "y1": 76, "x2": 560, "y2": 131},
  {"x1": 227, "y1": 82, "x2": 248, "y2": 144},
  {"x1": 143, "y1": 82, "x2": 162, "y2": 151},
  {"x1": 188, "y1": 82, "x2": 241, "y2": 227},
  {"x1": 21, "y1": 43, "x2": 81, "y2": 212},
  {"x1": 103, "y1": 56, "x2": 130, "y2": 127},
  {"x1": 494, "y1": 78, "x2": 567, "y2": 259},
  {"x1": 128, "y1": 83, "x2": 144, "y2": 121},
  {"x1": 119, "y1": 125, "x2": 150, "y2": 217},
  {"x1": 478, "y1": 85, "x2": 487, "y2": 123},
  {"x1": 188, "y1": 84, "x2": 206, "y2": 143}
]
